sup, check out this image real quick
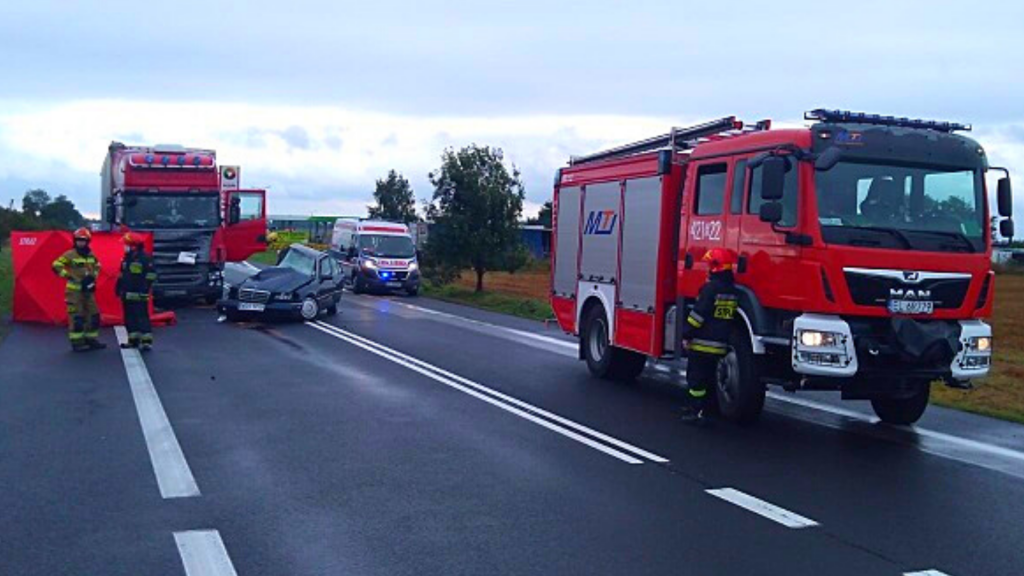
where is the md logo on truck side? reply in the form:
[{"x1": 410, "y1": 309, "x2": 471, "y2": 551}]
[{"x1": 584, "y1": 210, "x2": 618, "y2": 235}]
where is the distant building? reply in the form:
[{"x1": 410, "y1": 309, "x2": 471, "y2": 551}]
[{"x1": 520, "y1": 224, "x2": 551, "y2": 259}]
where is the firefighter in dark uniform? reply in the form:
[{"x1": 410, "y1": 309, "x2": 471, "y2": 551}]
[
  {"x1": 116, "y1": 232, "x2": 157, "y2": 350},
  {"x1": 679, "y1": 247, "x2": 740, "y2": 423},
  {"x1": 52, "y1": 228, "x2": 107, "y2": 352}
]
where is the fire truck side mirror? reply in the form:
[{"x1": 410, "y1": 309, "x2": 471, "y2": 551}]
[
  {"x1": 104, "y1": 197, "x2": 116, "y2": 224},
  {"x1": 760, "y1": 156, "x2": 786, "y2": 201},
  {"x1": 997, "y1": 177, "x2": 1013, "y2": 217},
  {"x1": 759, "y1": 202, "x2": 783, "y2": 224},
  {"x1": 1000, "y1": 218, "x2": 1015, "y2": 240}
]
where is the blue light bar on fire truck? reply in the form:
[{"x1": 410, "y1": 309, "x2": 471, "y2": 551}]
[
  {"x1": 804, "y1": 109, "x2": 971, "y2": 132},
  {"x1": 128, "y1": 153, "x2": 215, "y2": 169}
]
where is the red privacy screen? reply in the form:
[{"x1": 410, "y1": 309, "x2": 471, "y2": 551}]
[{"x1": 10, "y1": 230, "x2": 175, "y2": 327}]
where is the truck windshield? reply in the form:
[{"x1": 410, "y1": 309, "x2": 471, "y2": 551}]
[
  {"x1": 123, "y1": 193, "x2": 221, "y2": 229},
  {"x1": 358, "y1": 234, "x2": 416, "y2": 258},
  {"x1": 815, "y1": 162, "x2": 985, "y2": 252}
]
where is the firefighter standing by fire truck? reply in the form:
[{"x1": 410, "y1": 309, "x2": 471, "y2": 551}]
[
  {"x1": 52, "y1": 228, "x2": 107, "y2": 352},
  {"x1": 116, "y1": 233, "x2": 157, "y2": 350},
  {"x1": 679, "y1": 248, "x2": 740, "y2": 423}
]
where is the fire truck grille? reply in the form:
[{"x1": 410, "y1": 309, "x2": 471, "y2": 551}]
[
  {"x1": 239, "y1": 289, "x2": 270, "y2": 304},
  {"x1": 844, "y1": 272, "x2": 969, "y2": 310}
]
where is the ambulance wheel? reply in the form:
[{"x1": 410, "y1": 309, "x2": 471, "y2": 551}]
[
  {"x1": 352, "y1": 275, "x2": 366, "y2": 295},
  {"x1": 582, "y1": 304, "x2": 646, "y2": 382},
  {"x1": 871, "y1": 381, "x2": 930, "y2": 425},
  {"x1": 300, "y1": 297, "x2": 320, "y2": 321},
  {"x1": 715, "y1": 328, "x2": 765, "y2": 425}
]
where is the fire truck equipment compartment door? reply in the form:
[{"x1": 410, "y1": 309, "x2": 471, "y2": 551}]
[
  {"x1": 223, "y1": 189, "x2": 267, "y2": 262},
  {"x1": 619, "y1": 177, "x2": 662, "y2": 312},
  {"x1": 579, "y1": 182, "x2": 621, "y2": 284},
  {"x1": 553, "y1": 186, "x2": 581, "y2": 298}
]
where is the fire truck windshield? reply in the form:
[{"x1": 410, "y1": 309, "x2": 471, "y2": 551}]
[
  {"x1": 358, "y1": 234, "x2": 416, "y2": 258},
  {"x1": 122, "y1": 193, "x2": 221, "y2": 229},
  {"x1": 815, "y1": 161, "x2": 985, "y2": 252}
]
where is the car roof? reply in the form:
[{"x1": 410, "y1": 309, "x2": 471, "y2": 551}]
[{"x1": 289, "y1": 243, "x2": 324, "y2": 257}]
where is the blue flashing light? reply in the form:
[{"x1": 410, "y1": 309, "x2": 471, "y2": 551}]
[
  {"x1": 193, "y1": 156, "x2": 202, "y2": 166},
  {"x1": 145, "y1": 154, "x2": 154, "y2": 163},
  {"x1": 161, "y1": 155, "x2": 170, "y2": 165},
  {"x1": 805, "y1": 108, "x2": 971, "y2": 132},
  {"x1": 177, "y1": 156, "x2": 186, "y2": 165}
]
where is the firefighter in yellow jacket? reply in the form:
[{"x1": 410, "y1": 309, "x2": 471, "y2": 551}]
[{"x1": 52, "y1": 228, "x2": 107, "y2": 352}]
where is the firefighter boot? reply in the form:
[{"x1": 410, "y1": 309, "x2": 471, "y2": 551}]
[{"x1": 680, "y1": 389, "x2": 708, "y2": 425}]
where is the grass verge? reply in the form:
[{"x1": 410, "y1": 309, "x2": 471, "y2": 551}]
[
  {"x1": 422, "y1": 283, "x2": 553, "y2": 322},
  {"x1": 0, "y1": 242, "x2": 12, "y2": 342},
  {"x1": 248, "y1": 248, "x2": 279, "y2": 266}
]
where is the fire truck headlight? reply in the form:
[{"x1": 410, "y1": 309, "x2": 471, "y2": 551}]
[
  {"x1": 967, "y1": 336, "x2": 992, "y2": 353},
  {"x1": 798, "y1": 329, "x2": 842, "y2": 349}
]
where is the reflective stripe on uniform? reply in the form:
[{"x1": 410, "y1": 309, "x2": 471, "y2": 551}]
[
  {"x1": 145, "y1": 273, "x2": 158, "y2": 281},
  {"x1": 125, "y1": 292, "x2": 150, "y2": 301},
  {"x1": 688, "y1": 388, "x2": 707, "y2": 398},
  {"x1": 690, "y1": 339, "x2": 728, "y2": 355},
  {"x1": 140, "y1": 334, "x2": 154, "y2": 343},
  {"x1": 129, "y1": 263, "x2": 144, "y2": 273},
  {"x1": 68, "y1": 332, "x2": 85, "y2": 341},
  {"x1": 687, "y1": 315, "x2": 703, "y2": 328},
  {"x1": 66, "y1": 282, "x2": 82, "y2": 291},
  {"x1": 84, "y1": 330, "x2": 99, "y2": 338}
]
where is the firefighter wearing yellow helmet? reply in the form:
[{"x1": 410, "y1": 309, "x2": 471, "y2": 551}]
[
  {"x1": 116, "y1": 232, "x2": 157, "y2": 350},
  {"x1": 52, "y1": 228, "x2": 106, "y2": 352}
]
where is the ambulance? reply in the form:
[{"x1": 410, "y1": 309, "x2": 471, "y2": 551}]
[{"x1": 330, "y1": 219, "x2": 421, "y2": 295}]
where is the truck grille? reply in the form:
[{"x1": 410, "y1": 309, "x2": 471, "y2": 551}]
[
  {"x1": 152, "y1": 230, "x2": 216, "y2": 291},
  {"x1": 844, "y1": 270, "x2": 970, "y2": 310},
  {"x1": 239, "y1": 288, "x2": 270, "y2": 304}
]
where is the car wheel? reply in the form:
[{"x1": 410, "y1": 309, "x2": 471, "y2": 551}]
[
  {"x1": 352, "y1": 275, "x2": 365, "y2": 295},
  {"x1": 406, "y1": 286, "x2": 419, "y2": 297},
  {"x1": 871, "y1": 380, "x2": 930, "y2": 425},
  {"x1": 300, "y1": 296, "x2": 320, "y2": 321}
]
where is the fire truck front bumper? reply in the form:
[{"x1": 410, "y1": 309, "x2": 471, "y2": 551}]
[{"x1": 790, "y1": 314, "x2": 992, "y2": 383}]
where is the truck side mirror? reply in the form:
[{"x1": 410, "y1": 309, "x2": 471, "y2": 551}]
[
  {"x1": 814, "y1": 146, "x2": 843, "y2": 172},
  {"x1": 229, "y1": 197, "x2": 241, "y2": 225},
  {"x1": 104, "y1": 197, "x2": 116, "y2": 224},
  {"x1": 760, "y1": 156, "x2": 786, "y2": 201},
  {"x1": 1000, "y1": 218, "x2": 1015, "y2": 240},
  {"x1": 998, "y1": 177, "x2": 1013, "y2": 217},
  {"x1": 759, "y1": 202, "x2": 783, "y2": 224}
]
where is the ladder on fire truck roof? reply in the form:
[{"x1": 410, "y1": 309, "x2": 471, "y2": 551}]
[{"x1": 568, "y1": 116, "x2": 771, "y2": 166}]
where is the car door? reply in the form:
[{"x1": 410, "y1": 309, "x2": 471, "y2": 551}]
[{"x1": 316, "y1": 257, "x2": 336, "y2": 305}]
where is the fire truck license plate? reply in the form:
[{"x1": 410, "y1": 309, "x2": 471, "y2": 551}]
[
  {"x1": 887, "y1": 300, "x2": 934, "y2": 315},
  {"x1": 238, "y1": 303, "x2": 265, "y2": 312}
]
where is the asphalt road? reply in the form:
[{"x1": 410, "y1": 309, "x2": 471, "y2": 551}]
[{"x1": 2, "y1": 288, "x2": 1024, "y2": 575}]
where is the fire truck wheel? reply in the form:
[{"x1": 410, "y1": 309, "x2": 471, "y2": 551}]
[
  {"x1": 715, "y1": 329, "x2": 765, "y2": 425},
  {"x1": 870, "y1": 381, "x2": 930, "y2": 425},
  {"x1": 581, "y1": 304, "x2": 646, "y2": 381}
]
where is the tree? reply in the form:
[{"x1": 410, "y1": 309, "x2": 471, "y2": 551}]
[
  {"x1": 22, "y1": 189, "x2": 51, "y2": 218},
  {"x1": 526, "y1": 200, "x2": 553, "y2": 228},
  {"x1": 40, "y1": 194, "x2": 85, "y2": 229},
  {"x1": 368, "y1": 170, "x2": 418, "y2": 223},
  {"x1": 425, "y1": 145, "x2": 525, "y2": 292}
]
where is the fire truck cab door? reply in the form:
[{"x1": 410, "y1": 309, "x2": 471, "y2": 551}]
[
  {"x1": 223, "y1": 189, "x2": 267, "y2": 262},
  {"x1": 680, "y1": 161, "x2": 730, "y2": 297}
]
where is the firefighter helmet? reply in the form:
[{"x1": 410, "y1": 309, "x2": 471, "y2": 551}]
[
  {"x1": 703, "y1": 247, "x2": 737, "y2": 273},
  {"x1": 123, "y1": 232, "x2": 144, "y2": 247},
  {"x1": 73, "y1": 227, "x2": 92, "y2": 241}
]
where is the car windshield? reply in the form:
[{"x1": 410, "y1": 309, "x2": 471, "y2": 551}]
[
  {"x1": 358, "y1": 234, "x2": 415, "y2": 258},
  {"x1": 279, "y1": 249, "x2": 316, "y2": 276},
  {"x1": 122, "y1": 193, "x2": 220, "y2": 229},
  {"x1": 815, "y1": 161, "x2": 985, "y2": 252}
]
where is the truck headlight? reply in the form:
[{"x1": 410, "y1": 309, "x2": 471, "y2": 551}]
[
  {"x1": 798, "y1": 329, "x2": 843, "y2": 348},
  {"x1": 967, "y1": 336, "x2": 992, "y2": 353}
]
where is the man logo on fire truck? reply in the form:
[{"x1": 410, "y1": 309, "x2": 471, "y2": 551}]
[{"x1": 583, "y1": 210, "x2": 618, "y2": 235}]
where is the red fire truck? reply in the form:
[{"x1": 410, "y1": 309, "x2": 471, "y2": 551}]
[
  {"x1": 101, "y1": 142, "x2": 267, "y2": 302},
  {"x1": 551, "y1": 110, "x2": 1015, "y2": 425}
]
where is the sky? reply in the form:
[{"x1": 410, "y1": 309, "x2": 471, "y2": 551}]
[{"x1": 1, "y1": 0, "x2": 1023, "y2": 223}]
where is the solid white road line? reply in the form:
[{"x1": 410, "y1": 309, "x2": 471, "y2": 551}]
[
  {"x1": 174, "y1": 530, "x2": 239, "y2": 576},
  {"x1": 904, "y1": 570, "x2": 953, "y2": 576},
  {"x1": 314, "y1": 321, "x2": 669, "y2": 463},
  {"x1": 307, "y1": 321, "x2": 665, "y2": 465},
  {"x1": 706, "y1": 488, "x2": 819, "y2": 529},
  {"x1": 115, "y1": 326, "x2": 200, "y2": 499}
]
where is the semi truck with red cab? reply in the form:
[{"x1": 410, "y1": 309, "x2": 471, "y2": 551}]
[
  {"x1": 101, "y1": 142, "x2": 267, "y2": 302},
  {"x1": 551, "y1": 109, "x2": 1014, "y2": 425}
]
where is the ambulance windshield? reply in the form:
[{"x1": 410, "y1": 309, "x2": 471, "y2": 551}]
[
  {"x1": 358, "y1": 234, "x2": 416, "y2": 258},
  {"x1": 123, "y1": 193, "x2": 221, "y2": 229},
  {"x1": 815, "y1": 161, "x2": 985, "y2": 252}
]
